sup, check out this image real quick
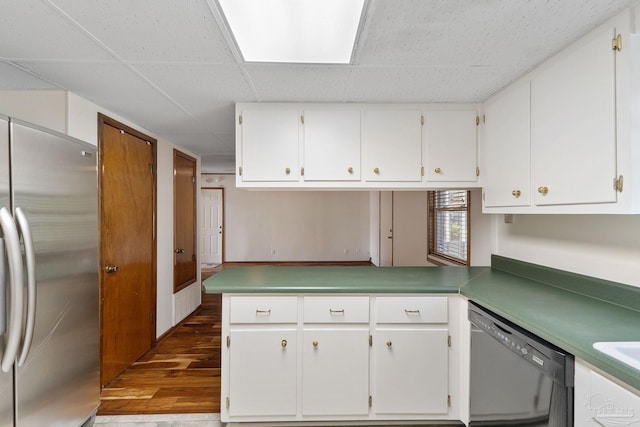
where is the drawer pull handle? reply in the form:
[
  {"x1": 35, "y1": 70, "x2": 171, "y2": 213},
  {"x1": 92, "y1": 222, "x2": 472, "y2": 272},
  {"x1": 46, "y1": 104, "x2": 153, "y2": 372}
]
[
  {"x1": 281, "y1": 339, "x2": 287, "y2": 348},
  {"x1": 386, "y1": 340, "x2": 392, "y2": 348},
  {"x1": 404, "y1": 309, "x2": 420, "y2": 314},
  {"x1": 329, "y1": 309, "x2": 345, "y2": 314},
  {"x1": 256, "y1": 309, "x2": 271, "y2": 315},
  {"x1": 312, "y1": 340, "x2": 318, "y2": 348}
]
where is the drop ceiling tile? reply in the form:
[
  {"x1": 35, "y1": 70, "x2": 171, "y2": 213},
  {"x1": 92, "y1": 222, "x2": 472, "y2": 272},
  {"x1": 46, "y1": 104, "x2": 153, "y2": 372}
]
[
  {"x1": 51, "y1": 0, "x2": 236, "y2": 63},
  {"x1": 244, "y1": 64, "x2": 353, "y2": 102},
  {"x1": 16, "y1": 61, "x2": 192, "y2": 135},
  {"x1": 343, "y1": 66, "x2": 508, "y2": 103},
  {"x1": 0, "y1": 0, "x2": 114, "y2": 61},
  {"x1": 0, "y1": 62, "x2": 61, "y2": 90},
  {"x1": 134, "y1": 63, "x2": 253, "y2": 114},
  {"x1": 160, "y1": 132, "x2": 234, "y2": 156}
]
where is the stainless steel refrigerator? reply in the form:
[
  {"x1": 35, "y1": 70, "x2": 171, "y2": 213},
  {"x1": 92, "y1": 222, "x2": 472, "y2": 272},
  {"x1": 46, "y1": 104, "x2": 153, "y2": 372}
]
[{"x1": 0, "y1": 114, "x2": 99, "y2": 426}]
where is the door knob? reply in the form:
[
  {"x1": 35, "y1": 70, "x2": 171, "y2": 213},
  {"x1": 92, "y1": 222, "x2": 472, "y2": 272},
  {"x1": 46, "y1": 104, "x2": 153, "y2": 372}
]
[{"x1": 105, "y1": 265, "x2": 119, "y2": 273}]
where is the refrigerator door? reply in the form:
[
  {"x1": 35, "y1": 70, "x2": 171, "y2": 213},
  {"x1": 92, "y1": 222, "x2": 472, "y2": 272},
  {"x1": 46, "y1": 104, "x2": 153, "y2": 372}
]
[
  {"x1": 0, "y1": 116, "x2": 13, "y2": 427},
  {"x1": 11, "y1": 120, "x2": 99, "y2": 427}
]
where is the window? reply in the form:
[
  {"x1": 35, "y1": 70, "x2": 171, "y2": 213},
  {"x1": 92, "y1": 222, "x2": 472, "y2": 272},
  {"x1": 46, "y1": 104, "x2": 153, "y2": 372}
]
[{"x1": 428, "y1": 190, "x2": 470, "y2": 266}]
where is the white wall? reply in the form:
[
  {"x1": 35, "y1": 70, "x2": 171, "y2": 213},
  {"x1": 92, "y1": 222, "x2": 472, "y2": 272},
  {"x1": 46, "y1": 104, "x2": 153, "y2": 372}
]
[
  {"x1": 493, "y1": 214, "x2": 640, "y2": 288},
  {"x1": 0, "y1": 90, "x2": 66, "y2": 133},
  {"x1": 202, "y1": 174, "x2": 371, "y2": 262}
]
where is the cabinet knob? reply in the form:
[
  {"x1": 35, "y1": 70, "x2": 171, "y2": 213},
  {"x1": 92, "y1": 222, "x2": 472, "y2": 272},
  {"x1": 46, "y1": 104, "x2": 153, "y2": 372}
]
[
  {"x1": 175, "y1": 248, "x2": 185, "y2": 254},
  {"x1": 386, "y1": 340, "x2": 392, "y2": 348},
  {"x1": 285, "y1": 167, "x2": 291, "y2": 175},
  {"x1": 537, "y1": 186, "x2": 549, "y2": 194},
  {"x1": 434, "y1": 167, "x2": 442, "y2": 174},
  {"x1": 373, "y1": 167, "x2": 380, "y2": 174},
  {"x1": 281, "y1": 339, "x2": 287, "y2": 348},
  {"x1": 312, "y1": 340, "x2": 318, "y2": 348},
  {"x1": 512, "y1": 190, "x2": 521, "y2": 197},
  {"x1": 348, "y1": 167, "x2": 353, "y2": 174}
]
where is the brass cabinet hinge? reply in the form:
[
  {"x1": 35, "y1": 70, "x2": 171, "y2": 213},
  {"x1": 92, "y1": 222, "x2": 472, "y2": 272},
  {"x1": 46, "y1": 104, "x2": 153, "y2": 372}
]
[
  {"x1": 369, "y1": 335, "x2": 372, "y2": 347},
  {"x1": 226, "y1": 336, "x2": 230, "y2": 348},
  {"x1": 614, "y1": 175, "x2": 624, "y2": 192},
  {"x1": 476, "y1": 167, "x2": 480, "y2": 177},
  {"x1": 612, "y1": 34, "x2": 622, "y2": 51},
  {"x1": 369, "y1": 396, "x2": 372, "y2": 408},
  {"x1": 238, "y1": 166, "x2": 243, "y2": 176},
  {"x1": 475, "y1": 115, "x2": 480, "y2": 126},
  {"x1": 238, "y1": 115, "x2": 243, "y2": 125},
  {"x1": 226, "y1": 397, "x2": 230, "y2": 409},
  {"x1": 301, "y1": 166, "x2": 305, "y2": 176},
  {"x1": 192, "y1": 176, "x2": 196, "y2": 183},
  {"x1": 448, "y1": 335, "x2": 452, "y2": 347},
  {"x1": 421, "y1": 115, "x2": 424, "y2": 126},
  {"x1": 448, "y1": 395, "x2": 451, "y2": 408},
  {"x1": 300, "y1": 115, "x2": 305, "y2": 124}
]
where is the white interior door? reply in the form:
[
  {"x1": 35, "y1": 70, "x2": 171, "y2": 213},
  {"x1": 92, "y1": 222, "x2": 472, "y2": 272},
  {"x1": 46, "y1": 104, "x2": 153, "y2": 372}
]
[{"x1": 200, "y1": 188, "x2": 223, "y2": 265}]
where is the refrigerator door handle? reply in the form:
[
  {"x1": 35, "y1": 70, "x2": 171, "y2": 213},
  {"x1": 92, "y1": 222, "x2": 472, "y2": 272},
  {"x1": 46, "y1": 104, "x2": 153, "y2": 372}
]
[
  {"x1": 0, "y1": 207, "x2": 24, "y2": 372},
  {"x1": 15, "y1": 207, "x2": 36, "y2": 366}
]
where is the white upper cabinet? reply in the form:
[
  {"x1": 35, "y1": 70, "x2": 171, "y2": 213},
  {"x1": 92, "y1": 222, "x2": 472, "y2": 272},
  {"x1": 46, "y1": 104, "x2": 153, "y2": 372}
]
[
  {"x1": 531, "y1": 24, "x2": 617, "y2": 206},
  {"x1": 237, "y1": 108, "x2": 300, "y2": 182},
  {"x1": 424, "y1": 109, "x2": 478, "y2": 183},
  {"x1": 302, "y1": 109, "x2": 361, "y2": 181},
  {"x1": 482, "y1": 7, "x2": 640, "y2": 213},
  {"x1": 362, "y1": 109, "x2": 423, "y2": 182},
  {"x1": 482, "y1": 81, "x2": 531, "y2": 208}
]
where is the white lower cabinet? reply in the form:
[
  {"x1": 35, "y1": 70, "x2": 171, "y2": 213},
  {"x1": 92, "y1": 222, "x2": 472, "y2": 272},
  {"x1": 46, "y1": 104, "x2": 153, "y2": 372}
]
[
  {"x1": 228, "y1": 328, "x2": 297, "y2": 417},
  {"x1": 373, "y1": 328, "x2": 449, "y2": 414},
  {"x1": 575, "y1": 359, "x2": 640, "y2": 426},
  {"x1": 302, "y1": 328, "x2": 370, "y2": 416},
  {"x1": 221, "y1": 294, "x2": 454, "y2": 423}
]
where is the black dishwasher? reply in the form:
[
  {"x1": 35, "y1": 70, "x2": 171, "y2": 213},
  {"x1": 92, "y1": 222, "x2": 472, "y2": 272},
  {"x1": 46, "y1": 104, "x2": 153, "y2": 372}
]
[{"x1": 469, "y1": 301, "x2": 574, "y2": 426}]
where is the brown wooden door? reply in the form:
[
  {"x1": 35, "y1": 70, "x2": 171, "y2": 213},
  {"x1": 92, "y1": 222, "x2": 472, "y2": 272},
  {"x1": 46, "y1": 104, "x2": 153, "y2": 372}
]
[
  {"x1": 174, "y1": 149, "x2": 197, "y2": 292},
  {"x1": 99, "y1": 115, "x2": 156, "y2": 386}
]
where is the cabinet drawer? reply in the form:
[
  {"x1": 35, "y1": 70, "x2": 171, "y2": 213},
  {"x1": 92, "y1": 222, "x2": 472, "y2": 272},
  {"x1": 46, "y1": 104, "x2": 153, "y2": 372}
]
[
  {"x1": 376, "y1": 296, "x2": 448, "y2": 324},
  {"x1": 303, "y1": 296, "x2": 369, "y2": 323},
  {"x1": 230, "y1": 296, "x2": 297, "y2": 324}
]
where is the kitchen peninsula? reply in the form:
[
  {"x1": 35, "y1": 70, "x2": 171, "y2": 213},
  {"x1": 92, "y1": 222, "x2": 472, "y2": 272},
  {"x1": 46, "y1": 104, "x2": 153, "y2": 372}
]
[{"x1": 203, "y1": 256, "x2": 640, "y2": 425}]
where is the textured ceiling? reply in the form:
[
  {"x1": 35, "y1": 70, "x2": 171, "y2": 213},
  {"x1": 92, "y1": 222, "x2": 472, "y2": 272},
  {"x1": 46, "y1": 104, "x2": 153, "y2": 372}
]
[{"x1": 0, "y1": 0, "x2": 636, "y2": 171}]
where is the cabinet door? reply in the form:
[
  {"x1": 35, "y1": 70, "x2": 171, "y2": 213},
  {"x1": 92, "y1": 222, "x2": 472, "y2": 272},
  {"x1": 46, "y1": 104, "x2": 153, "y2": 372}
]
[
  {"x1": 531, "y1": 25, "x2": 617, "y2": 206},
  {"x1": 483, "y1": 81, "x2": 531, "y2": 207},
  {"x1": 303, "y1": 110, "x2": 361, "y2": 181},
  {"x1": 362, "y1": 110, "x2": 422, "y2": 182},
  {"x1": 374, "y1": 329, "x2": 449, "y2": 414},
  {"x1": 228, "y1": 329, "x2": 297, "y2": 417},
  {"x1": 575, "y1": 361, "x2": 640, "y2": 426},
  {"x1": 425, "y1": 110, "x2": 478, "y2": 182},
  {"x1": 239, "y1": 109, "x2": 299, "y2": 181},
  {"x1": 302, "y1": 328, "x2": 370, "y2": 416}
]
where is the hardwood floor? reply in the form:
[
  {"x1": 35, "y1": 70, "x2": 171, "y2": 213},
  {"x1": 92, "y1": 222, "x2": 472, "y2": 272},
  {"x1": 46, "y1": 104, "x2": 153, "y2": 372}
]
[
  {"x1": 98, "y1": 261, "x2": 371, "y2": 415},
  {"x1": 98, "y1": 291, "x2": 222, "y2": 415}
]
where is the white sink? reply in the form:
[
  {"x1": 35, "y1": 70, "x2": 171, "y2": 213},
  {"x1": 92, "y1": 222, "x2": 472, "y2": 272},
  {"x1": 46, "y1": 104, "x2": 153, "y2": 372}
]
[{"x1": 593, "y1": 342, "x2": 640, "y2": 371}]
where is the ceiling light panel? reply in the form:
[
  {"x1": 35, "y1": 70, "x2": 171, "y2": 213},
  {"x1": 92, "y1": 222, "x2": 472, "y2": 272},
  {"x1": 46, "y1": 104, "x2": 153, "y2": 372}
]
[{"x1": 218, "y1": 0, "x2": 365, "y2": 64}]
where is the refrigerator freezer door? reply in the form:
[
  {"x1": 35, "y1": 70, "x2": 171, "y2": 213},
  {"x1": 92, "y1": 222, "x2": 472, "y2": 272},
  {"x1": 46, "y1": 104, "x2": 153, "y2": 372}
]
[
  {"x1": 11, "y1": 121, "x2": 99, "y2": 426},
  {"x1": 0, "y1": 117, "x2": 13, "y2": 427}
]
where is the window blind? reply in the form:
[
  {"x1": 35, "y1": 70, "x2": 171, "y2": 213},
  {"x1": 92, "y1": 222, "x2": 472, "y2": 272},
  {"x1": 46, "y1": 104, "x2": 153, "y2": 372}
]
[{"x1": 428, "y1": 190, "x2": 469, "y2": 265}]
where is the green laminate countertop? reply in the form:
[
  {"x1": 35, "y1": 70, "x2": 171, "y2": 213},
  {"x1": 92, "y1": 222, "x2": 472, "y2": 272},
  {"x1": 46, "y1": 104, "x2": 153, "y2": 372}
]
[
  {"x1": 202, "y1": 258, "x2": 640, "y2": 392},
  {"x1": 461, "y1": 256, "x2": 640, "y2": 393},
  {"x1": 203, "y1": 265, "x2": 490, "y2": 293}
]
